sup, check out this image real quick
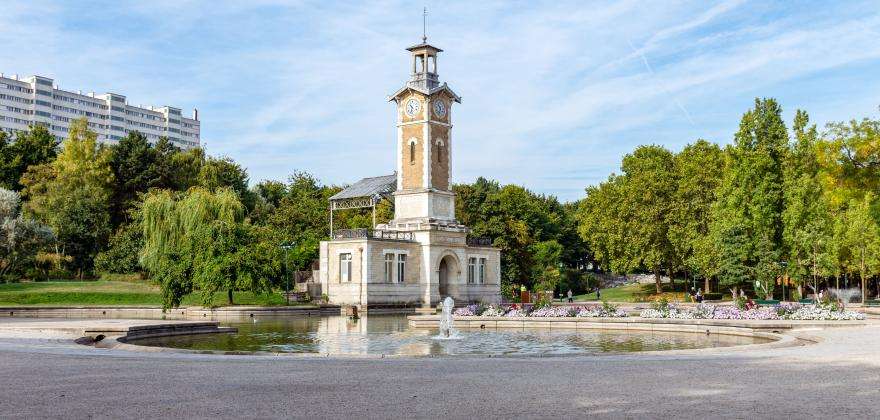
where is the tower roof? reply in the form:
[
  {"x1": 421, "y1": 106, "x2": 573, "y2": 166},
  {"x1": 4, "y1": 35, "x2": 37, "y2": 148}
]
[{"x1": 406, "y1": 43, "x2": 443, "y2": 53}]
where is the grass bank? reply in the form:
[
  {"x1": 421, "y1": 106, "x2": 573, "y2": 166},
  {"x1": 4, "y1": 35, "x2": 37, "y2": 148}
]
[
  {"x1": 574, "y1": 281, "x2": 717, "y2": 302},
  {"x1": 0, "y1": 281, "x2": 296, "y2": 307}
]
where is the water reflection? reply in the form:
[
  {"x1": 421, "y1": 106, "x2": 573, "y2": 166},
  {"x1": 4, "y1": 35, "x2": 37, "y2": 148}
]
[{"x1": 135, "y1": 314, "x2": 771, "y2": 356}]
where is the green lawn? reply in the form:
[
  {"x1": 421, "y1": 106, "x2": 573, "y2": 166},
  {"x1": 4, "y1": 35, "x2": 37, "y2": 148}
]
[
  {"x1": 0, "y1": 281, "x2": 297, "y2": 307},
  {"x1": 574, "y1": 281, "x2": 701, "y2": 303}
]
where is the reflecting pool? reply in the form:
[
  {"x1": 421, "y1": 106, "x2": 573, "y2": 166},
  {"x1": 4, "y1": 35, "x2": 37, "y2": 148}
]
[{"x1": 133, "y1": 314, "x2": 771, "y2": 356}]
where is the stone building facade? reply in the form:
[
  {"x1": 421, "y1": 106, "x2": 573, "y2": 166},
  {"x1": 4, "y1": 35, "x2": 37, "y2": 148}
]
[{"x1": 318, "y1": 40, "x2": 501, "y2": 309}]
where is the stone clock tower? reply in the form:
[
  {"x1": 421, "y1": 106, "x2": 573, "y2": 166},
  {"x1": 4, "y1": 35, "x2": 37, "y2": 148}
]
[
  {"x1": 388, "y1": 41, "x2": 463, "y2": 229},
  {"x1": 319, "y1": 37, "x2": 500, "y2": 310}
]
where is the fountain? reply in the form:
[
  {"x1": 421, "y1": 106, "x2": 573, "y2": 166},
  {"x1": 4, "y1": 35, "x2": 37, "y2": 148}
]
[
  {"x1": 829, "y1": 288, "x2": 861, "y2": 309},
  {"x1": 435, "y1": 297, "x2": 459, "y2": 340}
]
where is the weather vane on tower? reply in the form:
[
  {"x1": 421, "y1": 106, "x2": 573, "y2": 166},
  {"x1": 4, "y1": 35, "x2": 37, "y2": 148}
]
[{"x1": 422, "y1": 7, "x2": 428, "y2": 43}]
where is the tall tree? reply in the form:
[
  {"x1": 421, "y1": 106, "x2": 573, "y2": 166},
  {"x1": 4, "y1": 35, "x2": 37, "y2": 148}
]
[
  {"x1": 711, "y1": 98, "x2": 788, "y2": 294},
  {"x1": 783, "y1": 110, "x2": 834, "y2": 295},
  {"x1": 199, "y1": 156, "x2": 255, "y2": 210},
  {"x1": 817, "y1": 116, "x2": 880, "y2": 207},
  {"x1": 263, "y1": 172, "x2": 338, "y2": 271},
  {"x1": 620, "y1": 145, "x2": 677, "y2": 293},
  {"x1": 20, "y1": 118, "x2": 114, "y2": 276},
  {"x1": 839, "y1": 194, "x2": 880, "y2": 302},
  {"x1": 579, "y1": 175, "x2": 631, "y2": 275},
  {"x1": 108, "y1": 131, "x2": 159, "y2": 226},
  {"x1": 0, "y1": 125, "x2": 60, "y2": 191},
  {"x1": 668, "y1": 139, "x2": 724, "y2": 291}
]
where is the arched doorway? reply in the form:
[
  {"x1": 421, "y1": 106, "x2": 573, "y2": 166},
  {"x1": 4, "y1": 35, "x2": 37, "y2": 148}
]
[
  {"x1": 439, "y1": 258, "x2": 449, "y2": 297},
  {"x1": 437, "y1": 254, "x2": 458, "y2": 298}
]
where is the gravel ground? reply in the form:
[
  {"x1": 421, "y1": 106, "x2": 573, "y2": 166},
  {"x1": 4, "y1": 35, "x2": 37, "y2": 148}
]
[{"x1": 0, "y1": 323, "x2": 878, "y2": 419}]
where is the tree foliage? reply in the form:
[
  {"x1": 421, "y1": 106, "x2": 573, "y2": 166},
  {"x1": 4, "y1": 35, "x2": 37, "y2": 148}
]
[
  {"x1": 20, "y1": 118, "x2": 114, "y2": 276},
  {"x1": 140, "y1": 187, "x2": 278, "y2": 308},
  {"x1": 0, "y1": 126, "x2": 60, "y2": 191},
  {"x1": 0, "y1": 188, "x2": 53, "y2": 279}
]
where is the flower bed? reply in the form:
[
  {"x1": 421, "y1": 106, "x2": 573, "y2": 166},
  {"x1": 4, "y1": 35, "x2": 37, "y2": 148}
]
[
  {"x1": 639, "y1": 303, "x2": 865, "y2": 321},
  {"x1": 452, "y1": 303, "x2": 627, "y2": 318}
]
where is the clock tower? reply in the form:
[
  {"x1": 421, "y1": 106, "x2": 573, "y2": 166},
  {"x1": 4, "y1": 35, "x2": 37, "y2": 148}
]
[{"x1": 388, "y1": 40, "x2": 462, "y2": 229}]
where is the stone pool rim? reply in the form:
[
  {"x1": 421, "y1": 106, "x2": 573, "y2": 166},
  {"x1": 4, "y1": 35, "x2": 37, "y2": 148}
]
[{"x1": 108, "y1": 317, "x2": 817, "y2": 359}]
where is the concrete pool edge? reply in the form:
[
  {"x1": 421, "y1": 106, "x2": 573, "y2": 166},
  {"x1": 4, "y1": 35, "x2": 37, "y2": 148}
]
[
  {"x1": 4, "y1": 317, "x2": 857, "y2": 359},
  {"x1": 110, "y1": 318, "x2": 817, "y2": 359}
]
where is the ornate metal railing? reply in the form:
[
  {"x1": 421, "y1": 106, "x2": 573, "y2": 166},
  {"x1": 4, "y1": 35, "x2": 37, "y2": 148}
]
[
  {"x1": 466, "y1": 236, "x2": 493, "y2": 247},
  {"x1": 332, "y1": 229, "x2": 414, "y2": 242}
]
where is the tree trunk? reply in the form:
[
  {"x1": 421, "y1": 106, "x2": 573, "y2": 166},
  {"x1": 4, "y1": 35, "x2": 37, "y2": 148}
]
[
  {"x1": 860, "y1": 259, "x2": 867, "y2": 304},
  {"x1": 654, "y1": 269, "x2": 662, "y2": 294},
  {"x1": 704, "y1": 276, "x2": 711, "y2": 293},
  {"x1": 667, "y1": 267, "x2": 675, "y2": 292},
  {"x1": 227, "y1": 289, "x2": 234, "y2": 305}
]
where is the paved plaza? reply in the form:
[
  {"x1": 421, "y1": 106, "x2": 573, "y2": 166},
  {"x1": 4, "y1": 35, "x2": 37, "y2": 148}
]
[{"x1": 0, "y1": 320, "x2": 878, "y2": 419}]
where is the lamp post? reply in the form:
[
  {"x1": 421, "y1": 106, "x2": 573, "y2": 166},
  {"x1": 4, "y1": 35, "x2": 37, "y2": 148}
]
[{"x1": 280, "y1": 242, "x2": 296, "y2": 306}]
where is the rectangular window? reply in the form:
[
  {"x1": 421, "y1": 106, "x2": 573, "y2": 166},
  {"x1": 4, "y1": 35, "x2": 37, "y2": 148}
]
[
  {"x1": 384, "y1": 253, "x2": 394, "y2": 283},
  {"x1": 467, "y1": 257, "x2": 476, "y2": 284},
  {"x1": 339, "y1": 253, "x2": 352, "y2": 282},
  {"x1": 396, "y1": 254, "x2": 406, "y2": 283},
  {"x1": 479, "y1": 258, "x2": 486, "y2": 284}
]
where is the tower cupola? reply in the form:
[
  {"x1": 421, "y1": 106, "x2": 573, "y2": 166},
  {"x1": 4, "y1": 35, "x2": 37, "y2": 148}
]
[{"x1": 406, "y1": 43, "x2": 442, "y2": 91}]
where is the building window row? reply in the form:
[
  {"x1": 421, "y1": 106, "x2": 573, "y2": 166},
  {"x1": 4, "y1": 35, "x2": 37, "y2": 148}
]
[
  {"x1": 5, "y1": 85, "x2": 32, "y2": 94},
  {"x1": 1, "y1": 116, "x2": 30, "y2": 125},
  {"x1": 125, "y1": 109, "x2": 163, "y2": 121},
  {"x1": 53, "y1": 94, "x2": 108, "y2": 110},
  {"x1": 5, "y1": 106, "x2": 32, "y2": 115},
  {"x1": 0, "y1": 94, "x2": 33, "y2": 104},
  {"x1": 52, "y1": 105, "x2": 107, "y2": 119}
]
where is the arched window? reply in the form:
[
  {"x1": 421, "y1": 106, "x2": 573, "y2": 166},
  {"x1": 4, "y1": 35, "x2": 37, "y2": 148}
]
[{"x1": 435, "y1": 139, "x2": 445, "y2": 163}]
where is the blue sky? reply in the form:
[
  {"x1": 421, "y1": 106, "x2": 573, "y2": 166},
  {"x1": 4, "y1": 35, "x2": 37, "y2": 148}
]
[{"x1": 2, "y1": 1, "x2": 879, "y2": 201}]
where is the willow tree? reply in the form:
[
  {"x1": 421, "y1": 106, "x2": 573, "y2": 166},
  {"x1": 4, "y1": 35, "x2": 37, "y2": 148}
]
[{"x1": 141, "y1": 187, "x2": 251, "y2": 308}]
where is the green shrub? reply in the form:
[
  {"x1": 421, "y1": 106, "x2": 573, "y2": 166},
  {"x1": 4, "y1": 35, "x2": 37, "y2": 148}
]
[
  {"x1": 703, "y1": 292, "x2": 722, "y2": 300},
  {"x1": 94, "y1": 223, "x2": 142, "y2": 274}
]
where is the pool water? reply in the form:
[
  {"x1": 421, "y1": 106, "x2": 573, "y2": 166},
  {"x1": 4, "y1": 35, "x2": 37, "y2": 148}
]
[{"x1": 134, "y1": 314, "x2": 771, "y2": 356}]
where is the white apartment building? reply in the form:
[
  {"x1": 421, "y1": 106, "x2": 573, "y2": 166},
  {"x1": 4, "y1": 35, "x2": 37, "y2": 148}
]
[{"x1": 0, "y1": 73, "x2": 199, "y2": 149}]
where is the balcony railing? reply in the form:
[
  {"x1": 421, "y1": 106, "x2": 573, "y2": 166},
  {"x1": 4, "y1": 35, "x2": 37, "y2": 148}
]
[
  {"x1": 466, "y1": 236, "x2": 493, "y2": 247},
  {"x1": 332, "y1": 228, "x2": 414, "y2": 242}
]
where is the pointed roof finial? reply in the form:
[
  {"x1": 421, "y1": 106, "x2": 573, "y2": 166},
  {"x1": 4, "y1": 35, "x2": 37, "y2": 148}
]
[{"x1": 422, "y1": 7, "x2": 428, "y2": 43}]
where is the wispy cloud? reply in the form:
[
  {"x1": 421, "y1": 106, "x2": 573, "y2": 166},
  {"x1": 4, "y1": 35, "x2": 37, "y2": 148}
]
[{"x1": 1, "y1": 0, "x2": 879, "y2": 201}]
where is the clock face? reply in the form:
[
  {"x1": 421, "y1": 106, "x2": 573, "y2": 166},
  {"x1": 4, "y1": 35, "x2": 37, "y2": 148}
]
[
  {"x1": 433, "y1": 100, "x2": 446, "y2": 118},
  {"x1": 405, "y1": 98, "x2": 421, "y2": 117}
]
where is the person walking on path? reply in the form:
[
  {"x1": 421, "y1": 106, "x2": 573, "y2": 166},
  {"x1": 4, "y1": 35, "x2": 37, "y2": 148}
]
[
  {"x1": 567, "y1": 290, "x2": 573, "y2": 303},
  {"x1": 596, "y1": 287, "x2": 601, "y2": 301}
]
